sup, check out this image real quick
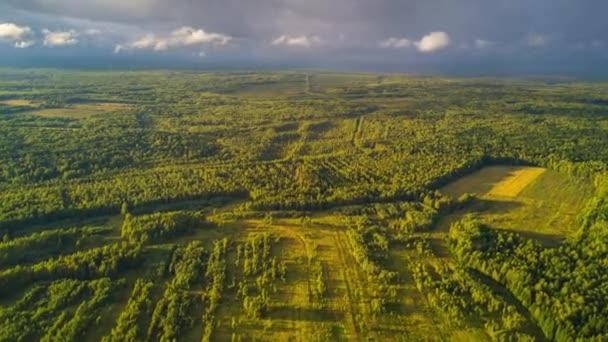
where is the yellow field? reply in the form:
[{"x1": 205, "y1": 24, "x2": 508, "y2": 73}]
[
  {"x1": 441, "y1": 166, "x2": 594, "y2": 242},
  {"x1": 441, "y1": 166, "x2": 545, "y2": 198},
  {"x1": 29, "y1": 103, "x2": 132, "y2": 118},
  {"x1": 0, "y1": 99, "x2": 36, "y2": 106},
  {"x1": 192, "y1": 216, "x2": 448, "y2": 341},
  {"x1": 486, "y1": 167, "x2": 546, "y2": 197}
]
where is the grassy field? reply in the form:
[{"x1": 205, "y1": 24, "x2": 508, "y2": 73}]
[
  {"x1": 1, "y1": 70, "x2": 606, "y2": 341},
  {"x1": 441, "y1": 166, "x2": 593, "y2": 242},
  {"x1": 62, "y1": 211, "x2": 519, "y2": 342},
  {"x1": 0, "y1": 99, "x2": 37, "y2": 107},
  {"x1": 27, "y1": 102, "x2": 132, "y2": 118},
  {"x1": 441, "y1": 166, "x2": 546, "y2": 198},
  {"x1": 202, "y1": 217, "x2": 426, "y2": 341}
]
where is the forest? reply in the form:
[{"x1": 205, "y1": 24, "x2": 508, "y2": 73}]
[{"x1": 0, "y1": 69, "x2": 607, "y2": 341}]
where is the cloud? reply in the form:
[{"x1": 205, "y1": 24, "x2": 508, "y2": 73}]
[
  {"x1": 15, "y1": 40, "x2": 35, "y2": 48},
  {"x1": 379, "y1": 32, "x2": 450, "y2": 52},
  {"x1": 0, "y1": 22, "x2": 32, "y2": 40},
  {"x1": 42, "y1": 29, "x2": 78, "y2": 46},
  {"x1": 123, "y1": 26, "x2": 232, "y2": 52},
  {"x1": 474, "y1": 39, "x2": 493, "y2": 49},
  {"x1": 272, "y1": 35, "x2": 321, "y2": 47},
  {"x1": 528, "y1": 33, "x2": 546, "y2": 47},
  {"x1": 0, "y1": 22, "x2": 35, "y2": 47},
  {"x1": 415, "y1": 31, "x2": 450, "y2": 52},
  {"x1": 591, "y1": 40, "x2": 604, "y2": 48},
  {"x1": 130, "y1": 34, "x2": 156, "y2": 49},
  {"x1": 379, "y1": 37, "x2": 412, "y2": 49},
  {"x1": 2, "y1": 0, "x2": 608, "y2": 74},
  {"x1": 84, "y1": 28, "x2": 101, "y2": 35}
]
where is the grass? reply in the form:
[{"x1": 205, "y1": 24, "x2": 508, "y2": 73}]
[
  {"x1": 441, "y1": 166, "x2": 594, "y2": 243},
  {"x1": 0, "y1": 99, "x2": 37, "y2": 107},
  {"x1": 440, "y1": 166, "x2": 545, "y2": 198},
  {"x1": 486, "y1": 167, "x2": 546, "y2": 197},
  {"x1": 7, "y1": 202, "x2": 551, "y2": 341},
  {"x1": 27, "y1": 102, "x2": 132, "y2": 118},
  {"x1": 117, "y1": 215, "x2": 460, "y2": 341}
]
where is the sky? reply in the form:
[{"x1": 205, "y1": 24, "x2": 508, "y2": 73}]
[{"x1": 1, "y1": 0, "x2": 607, "y2": 76}]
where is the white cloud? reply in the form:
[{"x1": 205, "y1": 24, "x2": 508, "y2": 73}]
[
  {"x1": 170, "y1": 26, "x2": 231, "y2": 46},
  {"x1": 379, "y1": 37, "x2": 412, "y2": 48},
  {"x1": 130, "y1": 34, "x2": 157, "y2": 49},
  {"x1": 415, "y1": 31, "x2": 450, "y2": 52},
  {"x1": 42, "y1": 29, "x2": 79, "y2": 46},
  {"x1": 123, "y1": 27, "x2": 232, "y2": 52},
  {"x1": 378, "y1": 32, "x2": 450, "y2": 52},
  {"x1": 0, "y1": 23, "x2": 32, "y2": 40},
  {"x1": 0, "y1": 22, "x2": 35, "y2": 48},
  {"x1": 272, "y1": 35, "x2": 321, "y2": 47},
  {"x1": 474, "y1": 39, "x2": 493, "y2": 49},
  {"x1": 113, "y1": 44, "x2": 124, "y2": 54},
  {"x1": 15, "y1": 40, "x2": 35, "y2": 48},
  {"x1": 85, "y1": 29, "x2": 102, "y2": 35},
  {"x1": 528, "y1": 34, "x2": 546, "y2": 47}
]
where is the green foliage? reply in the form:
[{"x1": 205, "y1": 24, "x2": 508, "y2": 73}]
[
  {"x1": 121, "y1": 211, "x2": 203, "y2": 244},
  {"x1": 449, "y1": 173, "x2": 608, "y2": 341},
  {"x1": 0, "y1": 242, "x2": 142, "y2": 297},
  {"x1": 147, "y1": 241, "x2": 207, "y2": 342},
  {"x1": 1, "y1": 70, "x2": 608, "y2": 340},
  {"x1": 0, "y1": 225, "x2": 109, "y2": 267},
  {"x1": 104, "y1": 279, "x2": 154, "y2": 342},
  {"x1": 0, "y1": 278, "x2": 121, "y2": 341}
]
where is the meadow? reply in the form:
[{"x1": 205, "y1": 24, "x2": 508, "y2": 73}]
[{"x1": 0, "y1": 69, "x2": 607, "y2": 341}]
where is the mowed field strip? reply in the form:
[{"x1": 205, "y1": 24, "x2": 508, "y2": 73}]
[
  {"x1": 0, "y1": 99, "x2": 37, "y2": 106},
  {"x1": 441, "y1": 166, "x2": 546, "y2": 198},
  {"x1": 440, "y1": 165, "x2": 593, "y2": 241},
  {"x1": 486, "y1": 167, "x2": 546, "y2": 197}
]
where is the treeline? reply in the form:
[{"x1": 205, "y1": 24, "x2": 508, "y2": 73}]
[
  {"x1": 104, "y1": 279, "x2": 155, "y2": 342},
  {"x1": 411, "y1": 262, "x2": 537, "y2": 340},
  {"x1": 40, "y1": 278, "x2": 123, "y2": 341},
  {"x1": 3, "y1": 120, "x2": 605, "y2": 233},
  {"x1": 0, "y1": 278, "x2": 123, "y2": 341},
  {"x1": 0, "y1": 242, "x2": 142, "y2": 297},
  {"x1": 235, "y1": 233, "x2": 286, "y2": 320},
  {"x1": 0, "y1": 225, "x2": 109, "y2": 268},
  {"x1": 0, "y1": 164, "x2": 248, "y2": 229},
  {"x1": 121, "y1": 211, "x2": 204, "y2": 244},
  {"x1": 449, "y1": 213, "x2": 608, "y2": 340},
  {"x1": 343, "y1": 216, "x2": 390, "y2": 276},
  {"x1": 446, "y1": 163, "x2": 608, "y2": 340},
  {"x1": 201, "y1": 238, "x2": 228, "y2": 341},
  {"x1": 147, "y1": 241, "x2": 207, "y2": 341}
]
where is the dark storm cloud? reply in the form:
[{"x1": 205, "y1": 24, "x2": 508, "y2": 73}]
[{"x1": 1, "y1": 0, "x2": 607, "y2": 75}]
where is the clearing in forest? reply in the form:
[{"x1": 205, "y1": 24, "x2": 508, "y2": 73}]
[
  {"x1": 441, "y1": 166, "x2": 545, "y2": 198},
  {"x1": 28, "y1": 102, "x2": 132, "y2": 118},
  {"x1": 0, "y1": 99, "x2": 37, "y2": 107},
  {"x1": 440, "y1": 166, "x2": 593, "y2": 241},
  {"x1": 486, "y1": 167, "x2": 546, "y2": 197}
]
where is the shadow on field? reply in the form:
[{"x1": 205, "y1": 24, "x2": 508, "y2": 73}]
[
  {"x1": 266, "y1": 306, "x2": 344, "y2": 322},
  {"x1": 469, "y1": 198, "x2": 524, "y2": 214},
  {"x1": 469, "y1": 199, "x2": 564, "y2": 247},
  {"x1": 503, "y1": 229, "x2": 564, "y2": 248}
]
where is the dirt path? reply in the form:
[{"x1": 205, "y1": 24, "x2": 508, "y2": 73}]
[
  {"x1": 352, "y1": 117, "x2": 363, "y2": 149},
  {"x1": 332, "y1": 229, "x2": 364, "y2": 341}
]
